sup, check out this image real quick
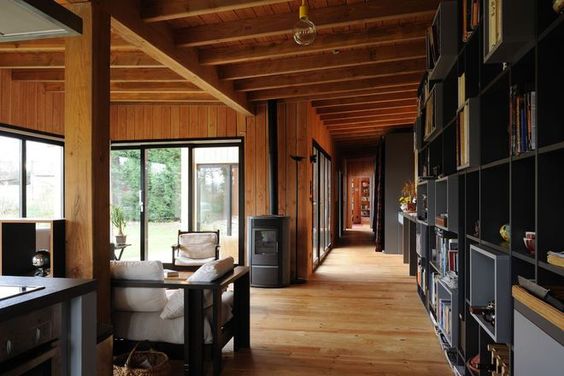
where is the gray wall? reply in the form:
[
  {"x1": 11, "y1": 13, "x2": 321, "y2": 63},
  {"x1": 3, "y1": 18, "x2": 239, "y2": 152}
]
[{"x1": 384, "y1": 132, "x2": 414, "y2": 254}]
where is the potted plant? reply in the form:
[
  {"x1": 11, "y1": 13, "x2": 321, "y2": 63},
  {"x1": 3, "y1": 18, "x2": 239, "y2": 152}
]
[
  {"x1": 111, "y1": 206, "x2": 127, "y2": 245},
  {"x1": 399, "y1": 180, "x2": 416, "y2": 212}
]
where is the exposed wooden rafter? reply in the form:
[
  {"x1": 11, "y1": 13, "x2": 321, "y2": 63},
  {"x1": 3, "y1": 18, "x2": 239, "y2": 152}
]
[
  {"x1": 175, "y1": 1, "x2": 438, "y2": 47},
  {"x1": 11, "y1": 68, "x2": 187, "y2": 82},
  {"x1": 316, "y1": 100, "x2": 417, "y2": 114},
  {"x1": 100, "y1": 0, "x2": 252, "y2": 115},
  {"x1": 235, "y1": 59, "x2": 425, "y2": 92},
  {"x1": 249, "y1": 72, "x2": 422, "y2": 101},
  {"x1": 142, "y1": 0, "x2": 291, "y2": 23},
  {"x1": 42, "y1": 81, "x2": 202, "y2": 93},
  {"x1": 0, "y1": 51, "x2": 161, "y2": 68},
  {"x1": 200, "y1": 20, "x2": 430, "y2": 65},
  {"x1": 320, "y1": 106, "x2": 418, "y2": 121},
  {"x1": 313, "y1": 91, "x2": 418, "y2": 108},
  {"x1": 324, "y1": 113, "x2": 417, "y2": 126},
  {"x1": 220, "y1": 41, "x2": 426, "y2": 80}
]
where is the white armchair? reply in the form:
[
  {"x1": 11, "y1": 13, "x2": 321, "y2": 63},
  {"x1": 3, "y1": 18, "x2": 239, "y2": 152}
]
[{"x1": 172, "y1": 230, "x2": 220, "y2": 269}]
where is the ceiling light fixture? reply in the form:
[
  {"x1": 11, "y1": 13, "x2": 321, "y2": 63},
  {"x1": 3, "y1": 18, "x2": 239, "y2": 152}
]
[{"x1": 293, "y1": 0, "x2": 316, "y2": 46}]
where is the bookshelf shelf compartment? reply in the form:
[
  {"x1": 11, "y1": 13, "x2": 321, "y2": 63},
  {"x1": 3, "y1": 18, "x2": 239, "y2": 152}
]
[
  {"x1": 456, "y1": 98, "x2": 480, "y2": 170},
  {"x1": 469, "y1": 244, "x2": 511, "y2": 343},
  {"x1": 481, "y1": 164, "x2": 509, "y2": 248},
  {"x1": 427, "y1": 1, "x2": 458, "y2": 81},
  {"x1": 483, "y1": 0, "x2": 535, "y2": 64}
]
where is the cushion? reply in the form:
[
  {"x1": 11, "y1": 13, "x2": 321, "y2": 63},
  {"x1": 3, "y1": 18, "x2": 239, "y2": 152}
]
[
  {"x1": 174, "y1": 256, "x2": 216, "y2": 267},
  {"x1": 114, "y1": 292, "x2": 234, "y2": 344},
  {"x1": 188, "y1": 257, "x2": 234, "y2": 283},
  {"x1": 110, "y1": 260, "x2": 168, "y2": 312},
  {"x1": 160, "y1": 257, "x2": 235, "y2": 319},
  {"x1": 178, "y1": 232, "x2": 218, "y2": 259}
]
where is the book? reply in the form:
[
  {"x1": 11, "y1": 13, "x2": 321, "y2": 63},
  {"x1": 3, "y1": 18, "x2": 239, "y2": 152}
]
[
  {"x1": 510, "y1": 86, "x2": 536, "y2": 155},
  {"x1": 164, "y1": 269, "x2": 179, "y2": 278},
  {"x1": 458, "y1": 73, "x2": 466, "y2": 108}
]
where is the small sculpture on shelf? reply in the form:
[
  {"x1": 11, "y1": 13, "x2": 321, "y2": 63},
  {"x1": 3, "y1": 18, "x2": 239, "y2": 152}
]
[
  {"x1": 499, "y1": 224, "x2": 510, "y2": 243},
  {"x1": 554, "y1": 0, "x2": 564, "y2": 13},
  {"x1": 470, "y1": 300, "x2": 496, "y2": 327},
  {"x1": 399, "y1": 180, "x2": 416, "y2": 212},
  {"x1": 473, "y1": 220, "x2": 480, "y2": 238},
  {"x1": 32, "y1": 249, "x2": 50, "y2": 277}
]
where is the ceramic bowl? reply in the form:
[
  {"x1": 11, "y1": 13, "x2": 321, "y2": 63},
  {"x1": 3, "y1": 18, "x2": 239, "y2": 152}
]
[{"x1": 523, "y1": 237, "x2": 535, "y2": 256}]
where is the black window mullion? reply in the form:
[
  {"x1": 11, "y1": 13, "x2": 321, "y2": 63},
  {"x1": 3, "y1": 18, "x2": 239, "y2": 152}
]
[
  {"x1": 21, "y1": 140, "x2": 27, "y2": 217},
  {"x1": 226, "y1": 164, "x2": 233, "y2": 236},
  {"x1": 140, "y1": 147, "x2": 147, "y2": 260},
  {"x1": 188, "y1": 148, "x2": 194, "y2": 232}
]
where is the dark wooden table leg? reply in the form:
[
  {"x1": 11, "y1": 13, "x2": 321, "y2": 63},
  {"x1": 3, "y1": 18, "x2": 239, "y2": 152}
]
[
  {"x1": 212, "y1": 289, "x2": 222, "y2": 375},
  {"x1": 187, "y1": 289, "x2": 204, "y2": 376},
  {"x1": 234, "y1": 272, "x2": 250, "y2": 350}
]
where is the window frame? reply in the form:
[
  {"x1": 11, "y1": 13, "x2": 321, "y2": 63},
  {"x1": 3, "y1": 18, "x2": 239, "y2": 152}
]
[
  {"x1": 110, "y1": 138, "x2": 245, "y2": 265},
  {"x1": 0, "y1": 125, "x2": 64, "y2": 219}
]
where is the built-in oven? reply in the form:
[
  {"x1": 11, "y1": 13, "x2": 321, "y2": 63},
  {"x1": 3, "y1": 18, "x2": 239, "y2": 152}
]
[{"x1": 0, "y1": 303, "x2": 62, "y2": 375}]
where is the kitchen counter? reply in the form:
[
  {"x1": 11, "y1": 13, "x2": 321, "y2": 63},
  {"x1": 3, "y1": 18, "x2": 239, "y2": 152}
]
[{"x1": 0, "y1": 276, "x2": 97, "y2": 375}]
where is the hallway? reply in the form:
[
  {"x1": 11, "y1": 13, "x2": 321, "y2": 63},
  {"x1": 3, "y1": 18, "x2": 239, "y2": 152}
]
[{"x1": 222, "y1": 229, "x2": 451, "y2": 375}]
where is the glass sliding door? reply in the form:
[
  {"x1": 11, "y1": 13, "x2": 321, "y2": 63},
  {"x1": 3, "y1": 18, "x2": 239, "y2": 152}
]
[
  {"x1": 0, "y1": 136, "x2": 22, "y2": 218},
  {"x1": 26, "y1": 141, "x2": 63, "y2": 218},
  {"x1": 193, "y1": 147, "x2": 239, "y2": 263},
  {"x1": 312, "y1": 148, "x2": 319, "y2": 265},
  {"x1": 146, "y1": 148, "x2": 186, "y2": 262},
  {"x1": 110, "y1": 150, "x2": 142, "y2": 260},
  {"x1": 312, "y1": 144, "x2": 332, "y2": 267}
]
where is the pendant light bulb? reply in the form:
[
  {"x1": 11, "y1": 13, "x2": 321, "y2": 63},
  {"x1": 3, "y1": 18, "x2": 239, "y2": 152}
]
[{"x1": 293, "y1": 0, "x2": 316, "y2": 46}]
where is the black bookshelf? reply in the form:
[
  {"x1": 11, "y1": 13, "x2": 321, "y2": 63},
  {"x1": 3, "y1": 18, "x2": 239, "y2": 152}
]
[{"x1": 414, "y1": 1, "x2": 564, "y2": 375}]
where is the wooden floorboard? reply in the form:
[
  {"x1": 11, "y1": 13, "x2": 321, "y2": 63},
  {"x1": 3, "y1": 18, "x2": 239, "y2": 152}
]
[{"x1": 219, "y1": 229, "x2": 451, "y2": 376}]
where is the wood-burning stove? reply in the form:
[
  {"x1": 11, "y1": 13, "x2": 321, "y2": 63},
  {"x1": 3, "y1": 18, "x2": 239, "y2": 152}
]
[{"x1": 248, "y1": 215, "x2": 290, "y2": 287}]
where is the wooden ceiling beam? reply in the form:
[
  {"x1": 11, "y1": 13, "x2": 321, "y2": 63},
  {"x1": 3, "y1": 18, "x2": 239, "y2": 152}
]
[
  {"x1": 320, "y1": 107, "x2": 418, "y2": 121},
  {"x1": 235, "y1": 59, "x2": 425, "y2": 92},
  {"x1": 42, "y1": 81, "x2": 202, "y2": 93},
  {"x1": 221, "y1": 41, "x2": 426, "y2": 80},
  {"x1": 287, "y1": 84, "x2": 419, "y2": 102},
  {"x1": 110, "y1": 92, "x2": 217, "y2": 102},
  {"x1": 176, "y1": 0, "x2": 438, "y2": 47},
  {"x1": 324, "y1": 113, "x2": 417, "y2": 126},
  {"x1": 328, "y1": 121, "x2": 414, "y2": 132},
  {"x1": 249, "y1": 73, "x2": 421, "y2": 101},
  {"x1": 0, "y1": 51, "x2": 161, "y2": 68},
  {"x1": 316, "y1": 100, "x2": 417, "y2": 114},
  {"x1": 313, "y1": 91, "x2": 418, "y2": 108},
  {"x1": 200, "y1": 19, "x2": 430, "y2": 65},
  {"x1": 142, "y1": 0, "x2": 292, "y2": 22},
  {"x1": 102, "y1": 0, "x2": 252, "y2": 115},
  {"x1": 0, "y1": 34, "x2": 135, "y2": 52},
  {"x1": 11, "y1": 68, "x2": 188, "y2": 82}
]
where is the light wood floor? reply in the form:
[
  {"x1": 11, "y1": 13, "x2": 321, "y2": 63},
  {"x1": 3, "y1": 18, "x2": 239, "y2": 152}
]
[{"x1": 221, "y1": 229, "x2": 451, "y2": 376}]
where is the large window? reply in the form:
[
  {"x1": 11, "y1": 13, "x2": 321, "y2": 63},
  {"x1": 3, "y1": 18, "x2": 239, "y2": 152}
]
[
  {"x1": 110, "y1": 142, "x2": 243, "y2": 264},
  {"x1": 0, "y1": 131, "x2": 63, "y2": 219},
  {"x1": 312, "y1": 143, "x2": 332, "y2": 267}
]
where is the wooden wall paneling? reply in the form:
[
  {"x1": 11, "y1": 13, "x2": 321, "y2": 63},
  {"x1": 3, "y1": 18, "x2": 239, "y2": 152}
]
[
  {"x1": 284, "y1": 102, "x2": 297, "y2": 278},
  {"x1": 245, "y1": 115, "x2": 256, "y2": 217},
  {"x1": 226, "y1": 108, "x2": 237, "y2": 137},
  {"x1": 207, "y1": 106, "x2": 217, "y2": 137},
  {"x1": 277, "y1": 102, "x2": 287, "y2": 216},
  {"x1": 170, "y1": 105, "x2": 180, "y2": 138},
  {"x1": 299, "y1": 101, "x2": 312, "y2": 278},
  {"x1": 255, "y1": 104, "x2": 268, "y2": 216},
  {"x1": 0, "y1": 70, "x2": 11, "y2": 124},
  {"x1": 217, "y1": 106, "x2": 227, "y2": 137}
]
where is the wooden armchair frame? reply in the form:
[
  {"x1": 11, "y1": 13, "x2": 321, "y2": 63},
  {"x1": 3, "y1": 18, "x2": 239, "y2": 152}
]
[
  {"x1": 171, "y1": 230, "x2": 220, "y2": 269},
  {"x1": 111, "y1": 266, "x2": 250, "y2": 376}
]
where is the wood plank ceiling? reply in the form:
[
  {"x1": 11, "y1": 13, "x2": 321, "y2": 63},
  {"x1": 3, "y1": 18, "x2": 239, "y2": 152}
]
[{"x1": 0, "y1": 0, "x2": 439, "y2": 146}]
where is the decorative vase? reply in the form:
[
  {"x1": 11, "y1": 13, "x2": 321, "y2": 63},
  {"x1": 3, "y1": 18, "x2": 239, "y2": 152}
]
[
  {"x1": 499, "y1": 224, "x2": 510, "y2": 242},
  {"x1": 32, "y1": 249, "x2": 50, "y2": 277},
  {"x1": 554, "y1": 0, "x2": 564, "y2": 13},
  {"x1": 115, "y1": 235, "x2": 127, "y2": 245}
]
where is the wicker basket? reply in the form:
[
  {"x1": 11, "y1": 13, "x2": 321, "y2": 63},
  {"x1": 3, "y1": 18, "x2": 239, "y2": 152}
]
[{"x1": 113, "y1": 343, "x2": 170, "y2": 376}]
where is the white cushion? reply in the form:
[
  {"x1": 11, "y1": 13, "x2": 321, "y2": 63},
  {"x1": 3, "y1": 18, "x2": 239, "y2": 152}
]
[
  {"x1": 114, "y1": 292, "x2": 234, "y2": 344},
  {"x1": 188, "y1": 257, "x2": 234, "y2": 283},
  {"x1": 174, "y1": 256, "x2": 216, "y2": 266},
  {"x1": 160, "y1": 257, "x2": 235, "y2": 319},
  {"x1": 178, "y1": 232, "x2": 218, "y2": 259},
  {"x1": 110, "y1": 261, "x2": 168, "y2": 312}
]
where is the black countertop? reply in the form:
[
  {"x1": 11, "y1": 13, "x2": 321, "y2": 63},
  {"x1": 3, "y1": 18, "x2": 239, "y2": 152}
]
[{"x1": 0, "y1": 276, "x2": 96, "y2": 321}]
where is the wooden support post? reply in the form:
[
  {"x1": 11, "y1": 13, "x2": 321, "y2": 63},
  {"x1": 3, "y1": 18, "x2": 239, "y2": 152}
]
[{"x1": 64, "y1": 1, "x2": 111, "y2": 323}]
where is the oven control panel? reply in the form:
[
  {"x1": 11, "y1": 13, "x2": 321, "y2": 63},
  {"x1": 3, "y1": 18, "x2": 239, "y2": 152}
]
[{"x1": 0, "y1": 303, "x2": 61, "y2": 362}]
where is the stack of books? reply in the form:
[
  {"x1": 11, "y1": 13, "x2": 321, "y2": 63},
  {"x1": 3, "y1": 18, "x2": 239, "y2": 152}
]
[
  {"x1": 426, "y1": 20, "x2": 441, "y2": 71},
  {"x1": 510, "y1": 86, "x2": 537, "y2": 155},
  {"x1": 463, "y1": 0, "x2": 480, "y2": 42},
  {"x1": 438, "y1": 299, "x2": 453, "y2": 338},
  {"x1": 487, "y1": 0, "x2": 503, "y2": 53}
]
